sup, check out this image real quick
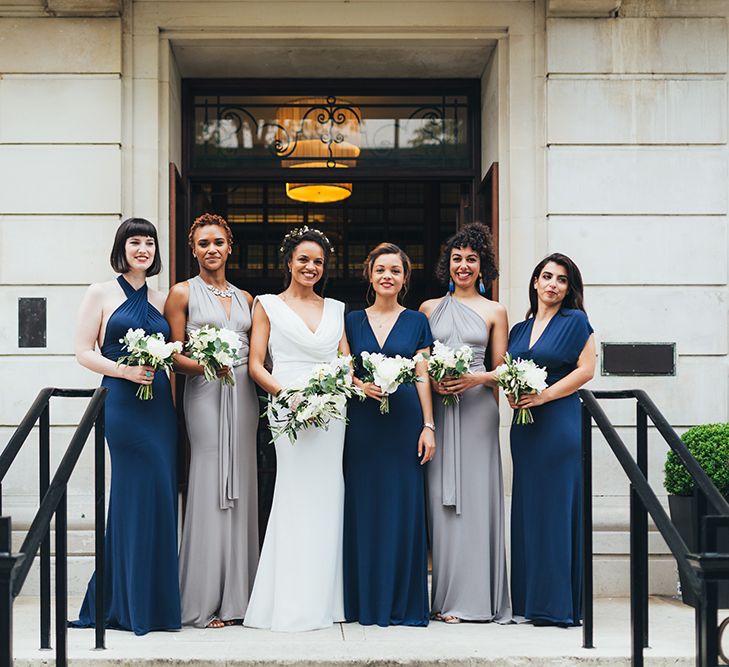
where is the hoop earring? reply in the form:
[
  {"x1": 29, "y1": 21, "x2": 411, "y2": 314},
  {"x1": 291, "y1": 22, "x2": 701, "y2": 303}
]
[
  {"x1": 478, "y1": 273, "x2": 486, "y2": 296},
  {"x1": 448, "y1": 278, "x2": 455, "y2": 294}
]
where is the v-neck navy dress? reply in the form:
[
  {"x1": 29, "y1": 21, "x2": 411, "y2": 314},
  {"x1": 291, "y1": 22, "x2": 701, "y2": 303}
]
[
  {"x1": 507, "y1": 307, "x2": 593, "y2": 626},
  {"x1": 71, "y1": 276, "x2": 181, "y2": 635},
  {"x1": 343, "y1": 309, "x2": 433, "y2": 626}
]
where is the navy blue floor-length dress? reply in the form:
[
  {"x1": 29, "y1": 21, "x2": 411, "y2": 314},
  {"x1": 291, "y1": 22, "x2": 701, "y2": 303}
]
[
  {"x1": 508, "y1": 307, "x2": 593, "y2": 626},
  {"x1": 343, "y1": 309, "x2": 433, "y2": 627},
  {"x1": 71, "y1": 275, "x2": 181, "y2": 635}
]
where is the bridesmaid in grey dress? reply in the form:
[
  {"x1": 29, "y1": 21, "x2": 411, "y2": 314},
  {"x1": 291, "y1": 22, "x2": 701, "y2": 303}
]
[
  {"x1": 420, "y1": 223, "x2": 511, "y2": 624},
  {"x1": 165, "y1": 213, "x2": 259, "y2": 628}
]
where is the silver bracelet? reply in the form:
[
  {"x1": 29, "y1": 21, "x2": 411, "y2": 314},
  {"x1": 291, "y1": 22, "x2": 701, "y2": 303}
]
[{"x1": 423, "y1": 422, "x2": 436, "y2": 433}]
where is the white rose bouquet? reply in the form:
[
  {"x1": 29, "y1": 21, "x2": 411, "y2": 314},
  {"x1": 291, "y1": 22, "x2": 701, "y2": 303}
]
[
  {"x1": 421, "y1": 340, "x2": 474, "y2": 407},
  {"x1": 360, "y1": 351, "x2": 421, "y2": 414},
  {"x1": 186, "y1": 324, "x2": 242, "y2": 386},
  {"x1": 494, "y1": 352, "x2": 548, "y2": 425},
  {"x1": 269, "y1": 354, "x2": 365, "y2": 444},
  {"x1": 117, "y1": 328, "x2": 182, "y2": 400}
]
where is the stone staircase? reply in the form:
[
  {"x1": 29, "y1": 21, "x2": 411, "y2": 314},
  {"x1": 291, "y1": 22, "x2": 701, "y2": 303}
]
[{"x1": 11, "y1": 596, "x2": 699, "y2": 667}]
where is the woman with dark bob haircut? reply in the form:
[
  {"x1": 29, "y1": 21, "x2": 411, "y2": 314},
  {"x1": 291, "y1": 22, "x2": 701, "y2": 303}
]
[
  {"x1": 420, "y1": 222, "x2": 511, "y2": 624},
  {"x1": 506, "y1": 252, "x2": 595, "y2": 627},
  {"x1": 70, "y1": 218, "x2": 181, "y2": 635}
]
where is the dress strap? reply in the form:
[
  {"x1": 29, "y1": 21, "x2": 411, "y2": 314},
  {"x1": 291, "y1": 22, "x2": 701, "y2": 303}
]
[{"x1": 117, "y1": 274, "x2": 148, "y2": 300}]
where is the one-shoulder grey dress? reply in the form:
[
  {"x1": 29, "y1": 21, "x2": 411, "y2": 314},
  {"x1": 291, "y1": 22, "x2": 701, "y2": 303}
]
[
  {"x1": 426, "y1": 294, "x2": 511, "y2": 622},
  {"x1": 179, "y1": 275, "x2": 259, "y2": 626}
]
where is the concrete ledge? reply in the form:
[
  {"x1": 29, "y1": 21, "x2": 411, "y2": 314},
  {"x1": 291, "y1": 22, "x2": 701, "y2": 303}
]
[
  {"x1": 548, "y1": 0, "x2": 622, "y2": 17},
  {"x1": 44, "y1": 0, "x2": 121, "y2": 16}
]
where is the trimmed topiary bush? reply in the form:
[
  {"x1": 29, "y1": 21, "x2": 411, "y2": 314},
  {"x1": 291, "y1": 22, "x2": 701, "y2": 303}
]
[{"x1": 664, "y1": 423, "x2": 729, "y2": 498}]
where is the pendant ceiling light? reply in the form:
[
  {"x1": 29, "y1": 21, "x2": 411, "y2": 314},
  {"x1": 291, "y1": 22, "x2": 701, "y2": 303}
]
[{"x1": 275, "y1": 97, "x2": 361, "y2": 204}]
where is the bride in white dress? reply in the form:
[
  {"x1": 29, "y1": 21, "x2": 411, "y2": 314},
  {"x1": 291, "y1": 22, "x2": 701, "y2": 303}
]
[{"x1": 245, "y1": 227, "x2": 349, "y2": 632}]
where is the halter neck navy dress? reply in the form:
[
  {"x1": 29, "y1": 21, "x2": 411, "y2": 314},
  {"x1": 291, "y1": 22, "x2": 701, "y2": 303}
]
[
  {"x1": 71, "y1": 276, "x2": 181, "y2": 635},
  {"x1": 507, "y1": 307, "x2": 593, "y2": 626}
]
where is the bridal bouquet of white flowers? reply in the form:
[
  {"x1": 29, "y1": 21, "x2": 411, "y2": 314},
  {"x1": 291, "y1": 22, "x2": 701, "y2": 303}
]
[
  {"x1": 117, "y1": 328, "x2": 182, "y2": 400},
  {"x1": 269, "y1": 354, "x2": 365, "y2": 445},
  {"x1": 360, "y1": 351, "x2": 421, "y2": 415},
  {"x1": 186, "y1": 325, "x2": 242, "y2": 386},
  {"x1": 421, "y1": 340, "x2": 474, "y2": 407},
  {"x1": 494, "y1": 352, "x2": 548, "y2": 425}
]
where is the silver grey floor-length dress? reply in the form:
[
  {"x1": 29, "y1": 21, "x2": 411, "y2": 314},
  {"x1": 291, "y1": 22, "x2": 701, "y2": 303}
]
[
  {"x1": 426, "y1": 294, "x2": 511, "y2": 622},
  {"x1": 179, "y1": 275, "x2": 259, "y2": 627}
]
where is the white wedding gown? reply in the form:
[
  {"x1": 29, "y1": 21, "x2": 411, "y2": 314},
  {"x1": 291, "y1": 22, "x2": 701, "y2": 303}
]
[{"x1": 244, "y1": 294, "x2": 346, "y2": 632}]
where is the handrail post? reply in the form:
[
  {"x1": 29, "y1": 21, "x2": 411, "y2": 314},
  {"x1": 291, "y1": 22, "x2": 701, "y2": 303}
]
[
  {"x1": 636, "y1": 402, "x2": 649, "y2": 648},
  {"x1": 0, "y1": 517, "x2": 22, "y2": 667},
  {"x1": 629, "y1": 484, "x2": 645, "y2": 667},
  {"x1": 39, "y1": 402, "x2": 51, "y2": 650},
  {"x1": 55, "y1": 491, "x2": 68, "y2": 667},
  {"x1": 581, "y1": 402, "x2": 594, "y2": 649},
  {"x1": 94, "y1": 404, "x2": 106, "y2": 649}
]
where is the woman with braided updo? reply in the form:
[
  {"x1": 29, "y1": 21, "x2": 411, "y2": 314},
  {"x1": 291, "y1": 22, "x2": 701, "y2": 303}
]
[
  {"x1": 244, "y1": 226, "x2": 351, "y2": 632},
  {"x1": 165, "y1": 213, "x2": 259, "y2": 628}
]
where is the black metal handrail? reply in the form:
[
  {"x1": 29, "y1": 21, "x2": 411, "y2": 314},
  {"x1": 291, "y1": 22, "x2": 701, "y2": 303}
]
[
  {"x1": 580, "y1": 388, "x2": 729, "y2": 667},
  {"x1": 0, "y1": 387, "x2": 107, "y2": 667}
]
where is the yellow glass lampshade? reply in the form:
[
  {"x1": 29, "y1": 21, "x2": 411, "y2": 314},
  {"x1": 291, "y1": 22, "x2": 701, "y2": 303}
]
[{"x1": 275, "y1": 98, "x2": 361, "y2": 203}]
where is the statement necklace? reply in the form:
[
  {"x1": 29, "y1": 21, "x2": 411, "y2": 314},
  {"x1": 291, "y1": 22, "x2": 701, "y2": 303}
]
[{"x1": 205, "y1": 282, "x2": 234, "y2": 298}]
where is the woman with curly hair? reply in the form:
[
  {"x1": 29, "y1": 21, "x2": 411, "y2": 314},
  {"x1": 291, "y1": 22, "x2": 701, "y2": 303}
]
[
  {"x1": 420, "y1": 222, "x2": 511, "y2": 624},
  {"x1": 165, "y1": 213, "x2": 259, "y2": 628}
]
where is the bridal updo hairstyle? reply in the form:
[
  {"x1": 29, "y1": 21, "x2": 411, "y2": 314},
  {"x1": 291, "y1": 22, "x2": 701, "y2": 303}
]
[
  {"x1": 526, "y1": 252, "x2": 586, "y2": 318},
  {"x1": 435, "y1": 222, "x2": 498, "y2": 287},
  {"x1": 110, "y1": 217, "x2": 162, "y2": 276},
  {"x1": 363, "y1": 242, "x2": 412, "y2": 302},
  {"x1": 187, "y1": 212, "x2": 234, "y2": 248},
  {"x1": 279, "y1": 226, "x2": 334, "y2": 293}
]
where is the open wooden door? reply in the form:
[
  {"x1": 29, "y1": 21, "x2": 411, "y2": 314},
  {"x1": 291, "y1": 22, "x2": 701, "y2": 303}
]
[
  {"x1": 480, "y1": 162, "x2": 499, "y2": 301},
  {"x1": 169, "y1": 163, "x2": 191, "y2": 499}
]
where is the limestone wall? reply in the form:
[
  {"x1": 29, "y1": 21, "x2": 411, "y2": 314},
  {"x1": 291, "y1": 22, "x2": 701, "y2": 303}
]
[{"x1": 545, "y1": 4, "x2": 729, "y2": 593}]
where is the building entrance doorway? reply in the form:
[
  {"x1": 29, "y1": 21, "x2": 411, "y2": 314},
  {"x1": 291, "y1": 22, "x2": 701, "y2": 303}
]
[{"x1": 176, "y1": 79, "x2": 487, "y2": 536}]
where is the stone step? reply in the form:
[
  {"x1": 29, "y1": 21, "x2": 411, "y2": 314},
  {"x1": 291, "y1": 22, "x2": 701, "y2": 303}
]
[{"x1": 10, "y1": 596, "x2": 700, "y2": 667}]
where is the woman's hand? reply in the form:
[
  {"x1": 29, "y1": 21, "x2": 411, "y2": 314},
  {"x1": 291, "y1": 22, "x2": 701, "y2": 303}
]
[
  {"x1": 430, "y1": 377, "x2": 449, "y2": 395},
  {"x1": 216, "y1": 365, "x2": 231, "y2": 379},
  {"x1": 361, "y1": 381, "x2": 384, "y2": 401},
  {"x1": 418, "y1": 427, "x2": 436, "y2": 464},
  {"x1": 511, "y1": 392, "x2": 548, "y2": 410},
  {"x1": 121, "y1": 365, "x2": 155, "y2": 385},
  {"x1": 440, "y1": 371, "x2": 485, "y2": 395}
]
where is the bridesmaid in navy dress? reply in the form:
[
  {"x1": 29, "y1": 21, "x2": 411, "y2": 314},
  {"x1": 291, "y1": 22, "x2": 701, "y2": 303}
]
[
  {"x1": 344, "y1": 243, "x2": 436, "y2": 627},
  {"x1": 71, "y1": 218, "x2": 181, "y2": 635},
  {"x1": 506, "y1": 253, "x2": 595, "y2": 627}
]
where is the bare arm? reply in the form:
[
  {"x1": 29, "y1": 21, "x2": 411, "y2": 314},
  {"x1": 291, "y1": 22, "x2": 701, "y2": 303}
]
[
  {"x1": 248, "y1": 303, "x2": 283, "y2": 396},
  {"x1": 74, "y1": 283, "x2": 153, "y2": 384},
  {"x1": 512, "y1": 334, "x2": 596, "y2": 409},
  {"x1": 485, "y1": 305, "x2": 509, "y2": 387},
  {"x1": 415, "y1": 348, "x2": 436, "y2": 464},
  {"x1": 164, "y1": 282, "x2": 204, "y2": 377}
]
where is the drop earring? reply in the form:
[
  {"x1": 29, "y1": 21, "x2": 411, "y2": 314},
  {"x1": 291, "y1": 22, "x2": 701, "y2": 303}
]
[
  {"x1": 478, "y1": 273, "x2": 486, "y2": 296},
  {"x1": 448, "y1": 278, "x2": 455, "y2": 294}
]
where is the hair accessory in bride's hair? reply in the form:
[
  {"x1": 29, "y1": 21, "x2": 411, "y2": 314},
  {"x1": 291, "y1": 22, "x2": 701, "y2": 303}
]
[{"x1": 279, "y1": 225, "x2": 334, "y2": 254}]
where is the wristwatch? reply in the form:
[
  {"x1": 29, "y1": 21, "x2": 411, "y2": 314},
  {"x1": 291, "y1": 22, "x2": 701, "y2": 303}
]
[{"x1": 423, "y1": 422, "x2": 436, "y2": 433}]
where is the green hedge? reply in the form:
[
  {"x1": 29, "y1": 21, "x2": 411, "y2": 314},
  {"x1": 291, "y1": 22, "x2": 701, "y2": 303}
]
[{"x1": 664, "y1": 423, "x2": 729, "y2": 497}]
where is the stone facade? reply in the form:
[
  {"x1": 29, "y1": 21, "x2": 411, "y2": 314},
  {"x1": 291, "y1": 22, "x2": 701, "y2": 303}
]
[{"x1": 0, "y1": 0, "x2": 727, "y2": 596}]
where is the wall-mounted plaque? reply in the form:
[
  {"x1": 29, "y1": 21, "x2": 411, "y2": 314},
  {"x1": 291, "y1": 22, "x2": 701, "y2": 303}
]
[
  {"x1": 18, "y1": 297, "x2": 47, "y2": 348},
  {"x1": 601, "y1": 342, "x2": 675, "y2": 377}
]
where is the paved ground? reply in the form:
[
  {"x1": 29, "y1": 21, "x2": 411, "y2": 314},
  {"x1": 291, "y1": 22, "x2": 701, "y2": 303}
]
[{"x1": 11, "y1": 596, "x2": 701, "y2": 666}]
